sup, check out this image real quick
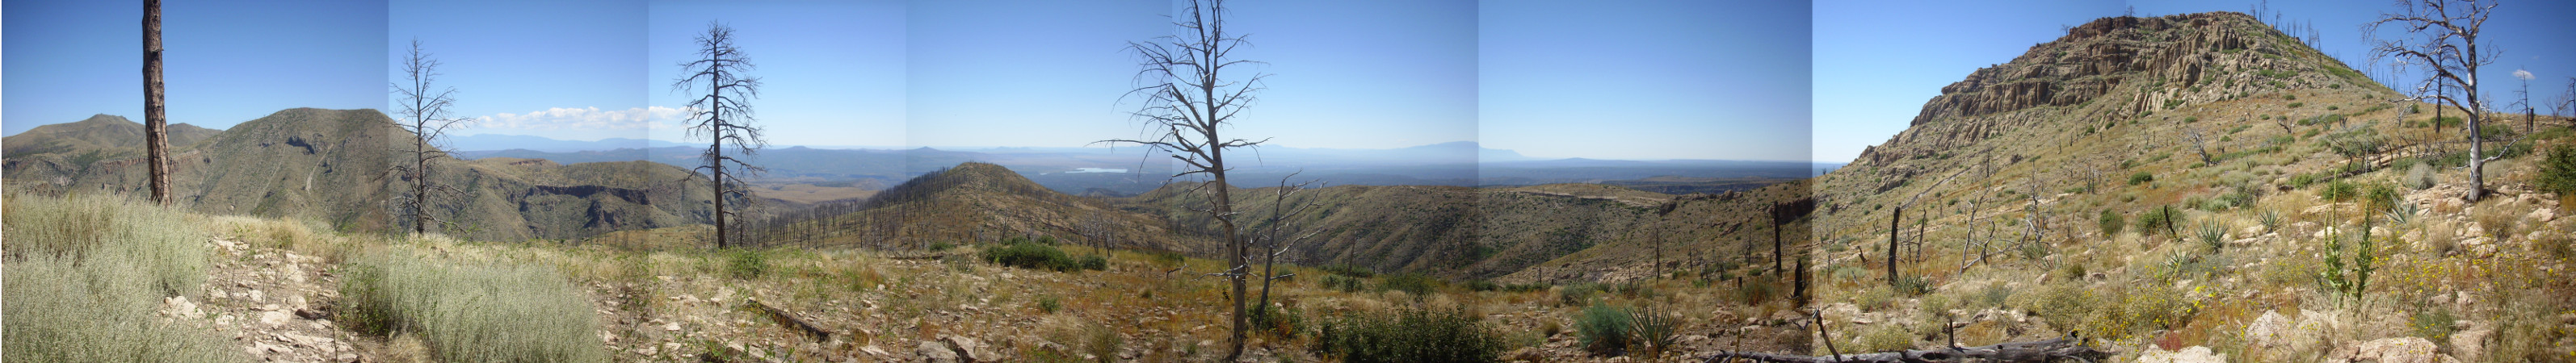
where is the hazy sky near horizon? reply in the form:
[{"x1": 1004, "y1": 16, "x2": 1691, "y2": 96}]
[{"x1": 1814, "y1": 0, "x2": 2576, "y2": 164}]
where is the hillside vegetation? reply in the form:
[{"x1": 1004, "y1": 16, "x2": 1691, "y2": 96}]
[
  {"x1": 1809, "y1": 11, "x2": 2575, "y2": 361},
  {"x1": 2, "y1": 108, "x2": 719, "y2": 241}
]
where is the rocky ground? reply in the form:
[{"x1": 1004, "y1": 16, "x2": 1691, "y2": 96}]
[{"x1": 161, "y1": 238, "x2": 359, "y2": 362}]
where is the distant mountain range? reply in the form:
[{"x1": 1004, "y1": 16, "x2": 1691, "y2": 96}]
[
  {"x1": 3, "y1": 109, "x2": 717, "y2": 241},
  {"x1": 446, "y1": 133, "x2": 691, "y2": 152},
  {"x1": 446, "y1": 135, "x2": 1840, "y2": 194}
]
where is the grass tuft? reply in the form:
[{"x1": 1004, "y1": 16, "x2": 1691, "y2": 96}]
[
  {"x1": 2, "y1": 193, "x2": 238, "y2": 362},
  {"x1": 340, "y1": 248, "x2": 608, "y2": 362}
]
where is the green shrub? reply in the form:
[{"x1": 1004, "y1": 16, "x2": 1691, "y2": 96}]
[
  {"x1": 1322, "y1": 264, "x2": 1376, "y2": 277},
  {"x1": 2136, "y1": 206, "x2": 2179, "y2": 236},
  {"x1": 1323, "y1": 274, "x2": 1368, "y2": 293},
  {"x1": 1037, "y1": 295, "x2": 1062, "y2": 314},
  {"x1": 1318, "y1": 307, "x2": 1503, "y2": 363},
  {"x1": 1575, "y1": 302, "x2": 1637, "y2": 356},
  {"x1": 1851, "y1": 323, "x2": 1915, "y2": 353},
  {"x1": 341, "y1": 249, "x2": 607, "y2": 362},
  {"x1": 1382, "y1": 273, "x2": 1439, "y2": 296},
  {"x1": 2322, "y1": 126, "x2": 2385, "y2": 158},
  {"x1": 3, "y1": 194, "x2": 239, "y2": 362},
  {"x1": 2099, "y1": 209, "x2": 2126, "y2": 236},
  {"x1": 1078, "y1": 255, "x2": 1109, "y2": 271},
  {"x1": 983, "y1": 240, "x2": 1082, "y2": 272},
  {"x1": 2539, "y1": 145, "x2": 2576, "y2": 194},
  {"x1": 723, "y1": 248, "x2": 769, "y2": 279},
  {"x1": 1558, "y1": 282, "x2": 1607, "y2": 307},
  {"x1": 1249, "y1": 304, "x2": 1305, "y2": 338},
  {"x1": 2128, "y1": 172, "x2": 2156, "y2": 186}
]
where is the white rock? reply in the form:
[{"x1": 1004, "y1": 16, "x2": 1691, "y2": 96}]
[
  {"x1": 2136, "y1": 345, "x2": 2227, "y2": 363},
  {"x1": 665, "y1": 322, "x2": 682, "y2": 332},
  {"x1": 2338, "y1": 337, "x2": 2438, "y2": 363},
  {"x1": 2243, "y1": 311, "x2": 2292, "y2": 348},
  {"x1": 918, "y1": 341, "x2": 960, "y2": 363},
  {"x1": 260, "y1": 311, "x2": 292, "y2": 326}
]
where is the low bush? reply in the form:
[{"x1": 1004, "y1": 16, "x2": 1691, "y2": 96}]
[
  {"x1": 1574, "y1": 302, "x2": 1636, "y2": 356},
  {"x1": 1323, "y1": 274, "x2": 1368, "y2": 293},
  {"x1": 1322, "y1": 264, "x2": 1376, "y2": 278},
  {"x1": 1382, "y1": 273, "x2": 1440, "y2": 296},
  {"x1": 1249, "y1": 304, "x2": 1305, "y2": 339},
  {"x1": 340, "y1": 249, "x2": 607, "y2": 362},
  {"x1": 1557, "y1": 282, "x2": 1608, "y2": 307},
  {"x1": 2099, "y1": 209, "x2": 2126, "y2": 236},
  {"x1": 2539, "y1": 145, "x2": 2576, "y2": 195},
  {"x1": 2128, "y1": 172, "x2": 2155, "y2": 186},
  {"x1": 2136, "y1": 206, "x2": 2179, "y2": 236},
  {"x1": 1078, "y1": 255, "x2": 1109, "y2": 270},
  {"x1": 724, "y1": 248, "x2": 769, "y2": 279},
  {"x1": 1317, "y1": 307, "x2": 1503, "y2": 363},
  {"x1": 982, "y1": 240, "x2": 1090, "y2": 272}
]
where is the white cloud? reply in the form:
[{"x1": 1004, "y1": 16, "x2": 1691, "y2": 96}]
[
  {"x1": 2514, "y1": 69, "x2": 2535, "y2": 81},
  {"x1": 474, "y1": 106, "x2": 695, "y2": 131}
]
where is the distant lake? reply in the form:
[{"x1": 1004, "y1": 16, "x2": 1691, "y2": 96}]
[{"x1": 1069, "y1": 168, "x2": 1128, "y2": 173}]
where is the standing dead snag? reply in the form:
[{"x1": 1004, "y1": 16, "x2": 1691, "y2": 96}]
[
  {"x1": 144, "y1": 0, "x2": 171, "y2": 206},
  {"x1": 2370, "y1": 0, "x2": 2502, "y2": 201},
  {"x1": 386, "y1": 40, "x2": 472, "y2": 236},
  {"x1": 1095, "y1": 0, "x2": 1271, "y2": 359},
  {"x1": 673, "y1": 22, "x2": 767, "y2": 248},
  {"x1": 1251, "y1": 173, "x2": 1322, "y2": 328}
]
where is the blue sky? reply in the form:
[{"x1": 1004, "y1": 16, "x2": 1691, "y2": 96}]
[
  {"x1": 1484, "y1": 0, "x2": 1810, "y2": 161},
  {"x1": 390, "y1": 0, "x2": 647, "y2": 142},
  {"x1": 1814, "y1": 0, "x2": 2576, "y2": 164},
  {"x1": 7, "y1": 0, "x2": 1797, "y2": 161},
  {"x1": 4, "y1": 0, "x2": 385, "y2": 135},
  {"x1": 648, "y1": 0, "x2": 906, "y2": 148}
]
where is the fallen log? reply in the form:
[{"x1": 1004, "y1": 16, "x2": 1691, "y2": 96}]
[
  {"x1": 1701, "y1": 337, "x2": 2109, "y2": 363},
  {"x1": 743, "y1": 298, "x2": 832, "y2": 343}
]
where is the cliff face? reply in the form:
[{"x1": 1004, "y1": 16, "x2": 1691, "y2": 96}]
[{"x1": 1858, "y1": 12, "x2": 2382, "y2": 171}]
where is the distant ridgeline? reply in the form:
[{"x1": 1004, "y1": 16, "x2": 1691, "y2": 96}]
[
  {"x1": 2, "y1": 108, "x2": 719, "y2": 241},
  {"x1": 6, "y1": 108, "x2": 1821, "y2": 282},
  {"x1": 743, "y1": 161, "x2": 1816, "y2": 282}
]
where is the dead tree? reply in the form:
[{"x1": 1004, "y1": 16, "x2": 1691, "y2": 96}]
[
  {"x1": 1095, "y1": 0, "x2": 1271, "y2": 358},
  {"x1": 673, "y1": 22, "x2": 767, "y2": 248},
  {"x1": 2182, "y1": 126, "x2": 2214, "y2": 167},
  {"x1": 1250, "y1": 173, "x2": 1321, "y2": 324},
  {"x1": 386, "y1": 40, "x2": 471, "y2": 236},
  {"x1": 144, "y1": 0, "x2": 171, "y2": 205},
  {"x1": 2371, "y1": 0, "x2": 2501, "y2": 201}
]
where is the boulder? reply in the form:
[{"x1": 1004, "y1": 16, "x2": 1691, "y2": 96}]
[
  {"x1": 2330, "y1": 337, "x2": 2437, "y2": 363},
  {"x1": 917, "y1": 340, "x2": 960, "y2": 363},
  {"x1": 2137, "y1": 345, "x2": 2228, "y2": 363}
]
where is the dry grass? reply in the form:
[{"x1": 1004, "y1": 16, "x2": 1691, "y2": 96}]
[
  {"x1": 2, "y1": 192, "x2": 240, "y2": 362},
  {"x1": 340, "y1": 244, "x2": 607, "y2": 362}
]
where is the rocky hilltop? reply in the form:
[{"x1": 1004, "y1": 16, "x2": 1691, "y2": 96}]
[
  {"x1": 1860, "y1": 12, "x2": 2385, "y2": 172},
  {"x1": 1809, "y1": 11, "x2": 2573, "y2": 361}
]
